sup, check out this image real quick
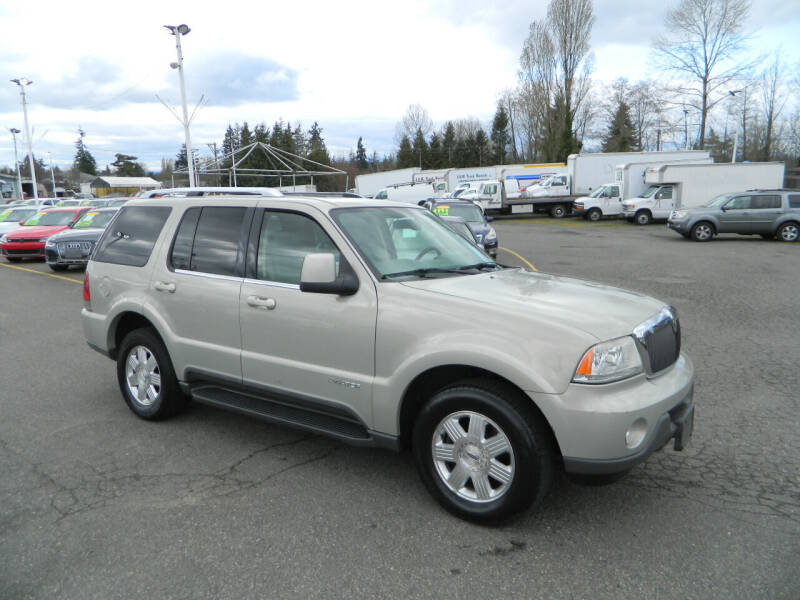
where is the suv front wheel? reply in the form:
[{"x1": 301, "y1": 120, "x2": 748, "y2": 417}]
[
  {"x1": 116, "y1": 327, "x2": 185, "y2": 420},
  {"x1": 412, "y1": 379, "x2": 554, "y2": 524}
]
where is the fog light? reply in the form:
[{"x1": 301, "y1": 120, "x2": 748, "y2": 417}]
[{"x1": 625, "y1": 418, "x2": 648, "y2": 449}]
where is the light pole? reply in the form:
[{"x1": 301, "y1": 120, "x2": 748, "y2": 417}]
[
  {"x1": 728, "y1": 89, "x2": 742, "y2": 163},
  {"x1": 682, "y1": 108, "x2": 689, "y2": 150},
  {"x1": 46, "y1": 152, "x2": 57, "y2": 197},
  {"x1": 9, "y1": 128, "x2": 23, "y2": 200},
  {"x1": 10, "y1": 78, "x2": 39, "y2": 200},
  {"x1": 164, "y1": 24, "x2": 196, "y2": 187}
]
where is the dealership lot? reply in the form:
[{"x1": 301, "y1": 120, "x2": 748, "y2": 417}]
[{"x1": 1, "y1": 219, "x2": 798, "y2": 599}]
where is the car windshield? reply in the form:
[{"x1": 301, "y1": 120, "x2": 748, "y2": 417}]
[
  {"x1": 641, "y1": 185, "x2": 661, "y2": 198},
  {"x1": 589, "y1": 186, "x2": 607, "y2": 198},
  {"x1": 0, "y1": 208, "x2": 36, "y2": 222},
  {"x1": 73, "y1": 211, "x2": 117, "y2": 229},
  {"x1": 432, "y1": 203, "x2": 484, "y2": 222},
  {"x1": 23, "y1": 211, "x2": 76, "y2": 226},
  {"x1": 705, "y1": 193, "x2": 732, "y2": 208},
  {"x1": 333, "y1": 206, "x2": 493, "y2": 279}
]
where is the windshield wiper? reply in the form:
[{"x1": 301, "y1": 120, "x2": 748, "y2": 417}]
[
  {"x1": 453, "y1": 261, "x2": 498, "y2": 271},
  {"x1": 381, "y1": 267, "x2": 473, "y2": 279}
]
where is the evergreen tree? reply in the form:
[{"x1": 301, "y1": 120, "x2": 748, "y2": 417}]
[
  {"x1": 175, "y1": 144, "x2": 188, "y2": 170},
  {"x1": 292, "y1": 124, "x2": 307, "y2": 157},
  {"x1": 602, "y1": 101, "x2": 636, "y2": 152},
  {"x1": 490, "y1": 103, "x2": 510, "y2": 164},
  {"x1": 307, "y1": 122, "x2": 330, "y2": 165},
  {"x1": 442, "y1": 122, "x2": 456, "y2": 167},
  {"x1": 355, "y1": 137, "x2": 368, "y2": 170},
  {"x1": 475, "y1": 129, "x2": 491, "y2": 166},
  {"x1": 428, "y1": 132, "x2": 443, "y2": 169},
  {"x1": 111, "y1": 153, "x2": 145, "y2": 177},
  {"x1": 411, "y1": 128, "x2": 429, "y2": 169},
  {"x1": 396, "y1": 135, "x2": 414, "y2": 168},
  {"x1": 73, "y1": 127, "x2": 97, "y2": 175}
]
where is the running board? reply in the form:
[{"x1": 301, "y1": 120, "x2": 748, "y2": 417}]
[{"x1": 188, "y1": 383, "x2": 374, "y2": 445}]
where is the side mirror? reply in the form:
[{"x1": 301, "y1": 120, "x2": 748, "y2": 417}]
[
  {"x1": 19, "y1": 220, "x2": 26, "y2": 225},
  {"x1": 486, "y1": 216, "x2": 494, "y2": 222},
  {"x1": 300, "y1": 253, "x2": 359, "y2": 296}
]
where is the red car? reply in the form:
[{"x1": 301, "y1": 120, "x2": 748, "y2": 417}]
[{"x1": 1, "y1": 207, "x2": 91, "y2": 262}]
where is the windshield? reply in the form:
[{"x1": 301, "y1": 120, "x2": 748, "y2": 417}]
[
  {"x1": 433, "y1": 204, "x2": 484, "y2": 222},
  {"x1": 333, "y1": 206, "x2": 491, "y2": 279},
  {"x1": 641, "y1": 185, "x2": 661, "y2": 198},
  {"x1": 23, "y1": 211, "x2": 77, "y2": 227},
  {"x1": 589, "y1": 186, "x2": 607, "y2": 198},
  {"x1": 705, "y1": 193, "x2": 732, "y2": 208},
  {"x1": 538, "y1": 176, "x2": 553, "y2": 187},
  {"x1": 73, "y1": 211, "x2": 117, "y2": 229},
  {"x1": 0, "y1": 208, "x2": 36, "y2": 223}
]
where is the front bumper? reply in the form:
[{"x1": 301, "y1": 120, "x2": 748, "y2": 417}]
[
  {"x1": 1, "y1": 241, "x2": 45, "y2": 258},
  {"x1": 45, "y1": 246, "x2": 92, "y2": 266},
  {"x1": 528, "y1": 353, "x2": 695, "y2": 475},
  {"x1": 572, "y1": 205, "x2": 587, "y2": 215},
  {"x1": 667, "y1": 220, "x2": 690, "y2": 234}
]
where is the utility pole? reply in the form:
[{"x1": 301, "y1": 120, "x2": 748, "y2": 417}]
[
  {"x1": 682, "y1": 108, "x2": 689, "y2": 151},
  {"x1": 9, "y1": 128, "x2": 23, "y2": 200},
  {"x1": 11, "y1": 78, "x2": 38, "y2": 200},
  {"x1": 47, "y1": 152, "x2": 56, "y2": 197},
  {"x1": 164, "y1": 24, "x2": 196, "y2": 187}
]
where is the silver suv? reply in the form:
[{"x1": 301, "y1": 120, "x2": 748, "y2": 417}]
[
  {"x1": 82, "y1": 195, "x2": 695, "y2": 523},
  {"x1": 668, "y1": 189, "x2": 800, "y2": 242}
]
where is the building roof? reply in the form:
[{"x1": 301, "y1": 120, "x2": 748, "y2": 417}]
[{"x1": 91, "y1": 176, "x2": 161, "y2": 188}]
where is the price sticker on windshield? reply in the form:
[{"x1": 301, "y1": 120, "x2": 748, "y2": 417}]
[
  {"x1": 433, "y1": 206, "x2": 450, "y2": 216},
  {"x1": 75, "y1": 212, "x2": 99, "y2": 227},
  {"x1": 0, "y1": 209, "x2": 11, "y2": 221},
  {"x1": 25, "y1": 212, "x2": 45, "y2": 225}
]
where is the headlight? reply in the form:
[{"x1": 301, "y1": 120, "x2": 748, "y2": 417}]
[
  {"x1": 574, "y1": 202, "x2": 583, "y2": 208},
  {"x1": 624, "y1": 204, "x2": 635, "y2": 210},
  {"x1": 0, "y1": 235, "x2": 7, "y2": 244},
  {"x1": 573, "y1": 336, "x2": 643, "y2": 384},
  {"x1": 39, "y1": 237, "x2": 52, "y2": 243},
  {"x1": 672, "y1": 210, "x2": 688, "y2": 220},
  {"x1": 45, "y1": 238, "x2": 56, "y2": 247},
  {"x1": 484, "y1": 227, "x2": 497, "y2": 242}
]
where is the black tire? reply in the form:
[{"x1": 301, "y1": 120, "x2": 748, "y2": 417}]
[
  {"x1": 635, "y1": 210, "x2": 652, "y2": 226},
  {"x1": 550, "y1": 205, "x2": 567, "y2": 218},
  {"x1": 116, "y1": 327, "x2": 185, "y2": 421},
  {"x1": 776, "y1": 222, "x2": 799, "y2": 243},
  {"x1": 5, "y1": 257, "x2": 22, "y2": 263},
  {"x1": 586, "y1": 208, "x2": 602, "y2": 222},
  {"x1": 48, "y1": 264, "x2": 68, "y2": 271},
  {"x1": 690, "y1": 221, "x2": 714, "y2": 242},
  {"x1": 412, "y1": 379, "x2": 554, "y2": 524}
]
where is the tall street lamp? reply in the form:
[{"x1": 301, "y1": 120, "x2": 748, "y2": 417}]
[
  {"x1": 9, "y1": 128, "x2": 23, "y2": 200},
  {"x1": 727, "y1": 89, "x2": 745, "y2": 163},
  {"x1": 10, "y1": 78, "x2": 39, "y2": 200},
  {"x1": 164, "y1": 24, "x2": 196, "y2": 187},
  {"x1": 46, "y1": 152, "x2": 57, "y2": 198}
]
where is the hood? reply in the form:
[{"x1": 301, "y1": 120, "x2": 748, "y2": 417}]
[
  {"x1": 48, "y1": 227, "x2": 105, "y2": 242},
  {"x1": 0, "y1": 222, "x2": 26, "y2": 235},
  {"x1": 400, "y1": 268, "x2": 665, "y2": 342},
  {"x1": 4, "y1": 224, "x2": 70, "y2": 239},
  {"x1": 465, "y1": 222, "x2": 490, "y2": 236}
]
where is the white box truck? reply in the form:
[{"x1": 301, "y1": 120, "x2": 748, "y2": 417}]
[
  {"x1": 373, "y1": 182, "x2": 435, "y2": 205},
  {"x1": 621, "y1": 162, "x2": 786, "y2": 224},
  {"x1": 573, "y1": 156, "x2": 713, "y2": 221},
  {"x1": 524, "y1": 151, "x2": 711, "y2": 199},
  {"x1": 413, "y1": 169, "x2": 450, "y2": 194},
  {"x1": 355, "y1": 168, "x2": 420, "y2": 197}
]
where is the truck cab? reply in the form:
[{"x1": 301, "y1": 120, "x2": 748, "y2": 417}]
[
  {"x1": 524, "y1": 174, "x2": 570, "y2": 198},
  {"x1": 573, "y1": 183, "x2": 623, "y2": 221},
  {"x1": 622, "y1": 185, "x2": 675, "y2": 225},
  {"x1": 474, "y1": 180, "x2": 504, "y2": 212}
]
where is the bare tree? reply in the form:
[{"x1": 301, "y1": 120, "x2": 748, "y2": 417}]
[
  {"x1": 499, "y1": 89, "x2": 520, "y2": 162},
  {"x1": 653, "y1": 0, "x2": 753, "y2": 148},
  {"x1": 760, "y1": 52, "x2": 788, "y2": 161},
  {"x1": 396, "y1": 104, "x2": 433, "y2": 143}
]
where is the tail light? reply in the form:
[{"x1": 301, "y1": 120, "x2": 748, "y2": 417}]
[{"x1": 83, "y1": 271, "x2": 91, "y2": 302}]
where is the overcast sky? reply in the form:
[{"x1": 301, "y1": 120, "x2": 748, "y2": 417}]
[{"x1": 0, "y1": 0, "x2": 797, "y2": 171}]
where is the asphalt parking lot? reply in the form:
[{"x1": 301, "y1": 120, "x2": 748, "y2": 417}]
[{"x1": 1, "y1": 218, "x2": 798, "y2": 599}]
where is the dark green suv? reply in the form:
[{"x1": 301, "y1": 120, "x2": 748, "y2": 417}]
[{"x1": 667, "y1": 189, "x2": 800, "y2": 242}]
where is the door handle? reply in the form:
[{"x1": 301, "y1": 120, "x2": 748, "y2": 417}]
[
  {"x1": 153, "y1": 281, "x2": 176, "y2": 293},
  {"x1": 247, "y1": 295, "x2": 277, "y2": 310}
]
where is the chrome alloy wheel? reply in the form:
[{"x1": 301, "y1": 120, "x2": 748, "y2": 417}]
[
  {"x1": 431, "y1": 411, "x2": 515, "y2": 503},
  {"x1": 779, "y1": 223, "x2": 799, "y2": 242},
  {"x1": 125, "y1": 345, "x2": 162, "y2": 407},
  {"x1": 694, "y1": 223, "x2": 713, "y2": 241}
]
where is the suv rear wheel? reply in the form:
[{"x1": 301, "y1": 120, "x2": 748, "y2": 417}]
[
  {"x1": 412, "y1": 379, "x2": 554, "y2": 524},
  {"x1": 116, "y1": 327, "x2": 185, "y2": 420},
  {"x1": 777, "y1": 222, "x2": 799, "y2": 242}
]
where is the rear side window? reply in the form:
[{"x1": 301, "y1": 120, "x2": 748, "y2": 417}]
[
  {"x1": 789, "y1": 195, "x2": 800, "y2": 208},
  {"x1": 184, "y1": 207, "x2": 247, "y2": 276},
  {"x1": 752, "y1": 195, "x2": 781, "y2": 209},
  {"x1": 170, "y1": 207, "x2": 201, "y2": 270},
  {"x1": 94, "y1": 206, "x2": 171, "y2": 267}
]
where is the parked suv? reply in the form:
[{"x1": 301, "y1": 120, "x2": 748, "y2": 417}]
[
  {"x1": 82, "y1": 196, "x2": 694, "y2": 523},
  {"x1": 668, "y1": 189, "x2": 800, "y2": 242},
  {"x1": 424, "y1": 198, "x2": 498, "y2": 257}
]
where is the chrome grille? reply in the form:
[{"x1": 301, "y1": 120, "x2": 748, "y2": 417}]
[{"x1": 633, "y1": 306, "x2": 681, "y2": 375}]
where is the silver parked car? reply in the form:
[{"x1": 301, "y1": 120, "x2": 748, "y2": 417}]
[
  {"x1": 668, "y1": 189, "x2": 800, "y2": 242},
  {"x1": 82, "y1": 195, "x2": 694, "y2": 523}
]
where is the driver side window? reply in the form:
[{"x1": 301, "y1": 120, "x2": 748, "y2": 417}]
[
  {"x1": 725, "y1": 196, "x2": 751, "y2": 210},
  {"x1": 256, "y1": 212, "x2": 340, "y2": 285}
]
